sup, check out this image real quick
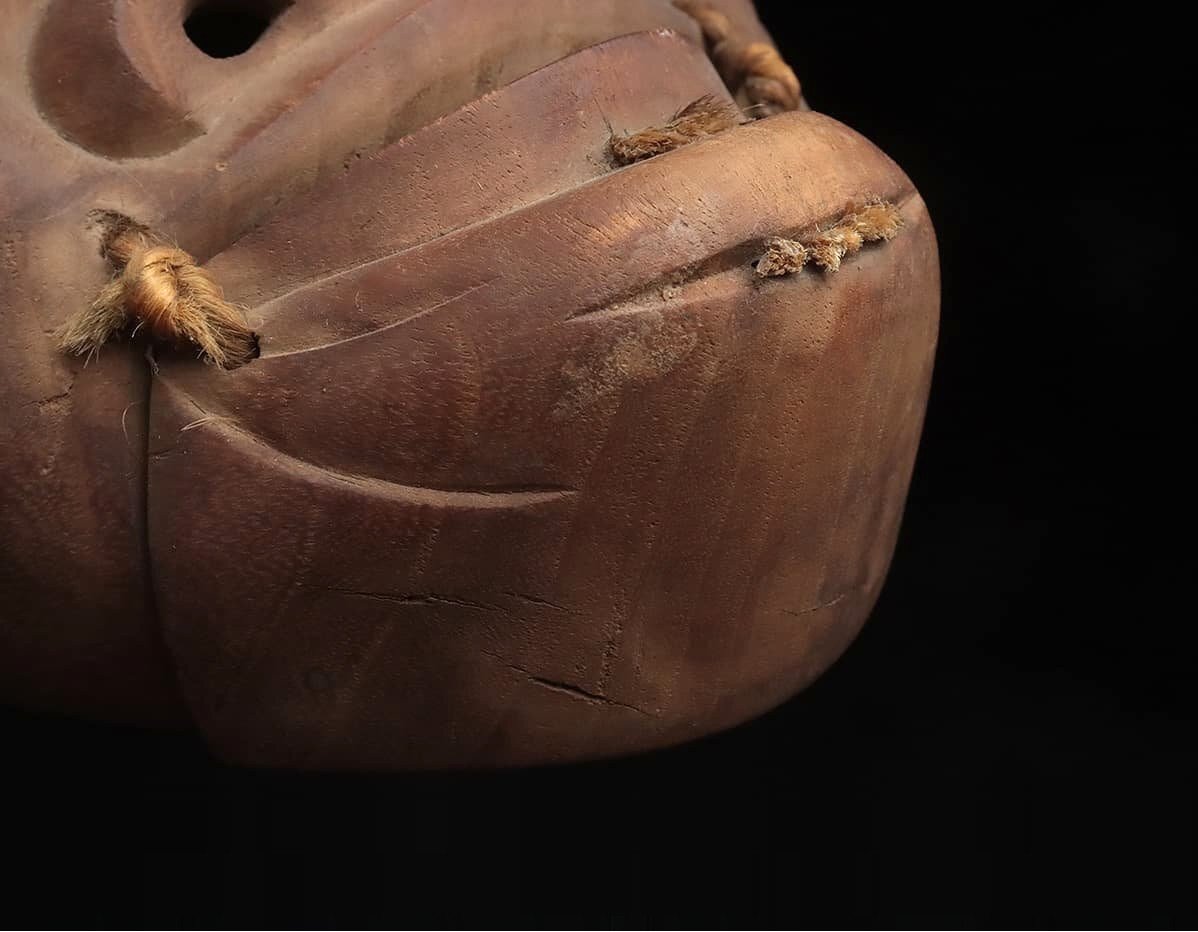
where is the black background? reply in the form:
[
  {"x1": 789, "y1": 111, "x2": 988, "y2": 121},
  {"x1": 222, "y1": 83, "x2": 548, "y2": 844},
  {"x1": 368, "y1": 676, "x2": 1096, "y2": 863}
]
[{"x1": 6, "y1": 4, "x2": 1192, "y2": 927}]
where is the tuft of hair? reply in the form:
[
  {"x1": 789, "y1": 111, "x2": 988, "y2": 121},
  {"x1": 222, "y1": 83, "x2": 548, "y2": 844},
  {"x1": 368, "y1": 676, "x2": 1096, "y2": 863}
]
[
  {"x1": 609, "y1": 95, "x2": 740, "y2": 165},
  {"x1": 57, "y1": 218, "x2": 258, "y2": 370},
  {"x1": 722, "y1": 43, "x2": 801, "y2": 115},
  {"x1": 755, "y1": 200, "x2": 904, "y2": 277},
  {"x1": 675, "y1": 3, "x2": 801, "y2": 117},
  {"x1": 805, "y1": 236, "x2": 848, "y2": 272},
  {"x1": 675, "y1": 2, "x2": 733, "y2": 45},
  {"x1": 56, "y1": 279, "x2": 129, "y2": 363},
  {"x1": 850, "y1": 200, "x2": 904, "y2": 242},
  {"x1": 756, "y1": 237, "x2": 808, "y2": 277}
]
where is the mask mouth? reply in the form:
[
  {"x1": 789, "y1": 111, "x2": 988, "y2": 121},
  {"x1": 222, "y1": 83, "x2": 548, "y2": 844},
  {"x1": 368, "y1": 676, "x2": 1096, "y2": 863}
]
[{"x1": 183, "y1": 0, "x2": 293, "y2": 59}]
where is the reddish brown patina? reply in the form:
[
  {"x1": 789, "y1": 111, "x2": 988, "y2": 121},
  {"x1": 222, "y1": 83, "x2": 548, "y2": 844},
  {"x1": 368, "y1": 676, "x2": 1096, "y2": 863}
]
[{"x1": 0, "y1": 0, "x2": 938, "y2": 769}]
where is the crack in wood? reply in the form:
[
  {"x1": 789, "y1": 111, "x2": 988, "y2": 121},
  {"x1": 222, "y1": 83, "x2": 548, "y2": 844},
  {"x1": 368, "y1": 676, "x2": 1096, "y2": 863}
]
[
  {"x1": 479, "y1": 649, "x2": 651, "y2": 716},
  {"x1": 503, "y1": 590, "x2": 576, "y2": 613},
  {"x1": 781, "y1": 592, "x2": 848, "y2": 618},
  {"x1": 323, "y1": 588, "x2": 502, "y2": 613}
]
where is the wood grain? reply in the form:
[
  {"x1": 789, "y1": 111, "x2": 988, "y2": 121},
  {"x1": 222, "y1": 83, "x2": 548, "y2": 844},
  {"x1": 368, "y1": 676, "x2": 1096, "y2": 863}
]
[{"x1": 0, "y1": 1, "x2": 937, "y2": 768}]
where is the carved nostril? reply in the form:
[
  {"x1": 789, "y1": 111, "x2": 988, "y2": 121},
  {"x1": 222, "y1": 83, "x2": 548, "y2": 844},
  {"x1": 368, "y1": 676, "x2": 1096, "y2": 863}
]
[
  {"x1": 31, "y1": 0, "x2": 204, "y2": 158},
  {"x1": 183, "y1": 1, "x2": 291, "y2": 59}
]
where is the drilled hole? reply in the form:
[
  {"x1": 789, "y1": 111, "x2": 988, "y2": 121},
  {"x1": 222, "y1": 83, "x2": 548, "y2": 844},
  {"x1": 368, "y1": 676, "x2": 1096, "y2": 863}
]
[{"x1": 183, "y1": 1, "x2": 289, "y2": 58}]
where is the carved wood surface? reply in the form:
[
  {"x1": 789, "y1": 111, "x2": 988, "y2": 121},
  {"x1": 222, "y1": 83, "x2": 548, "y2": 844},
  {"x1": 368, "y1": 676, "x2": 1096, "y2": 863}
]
[{"x1": 0, "y1": 0, "x2": 937, "y2": 768}]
